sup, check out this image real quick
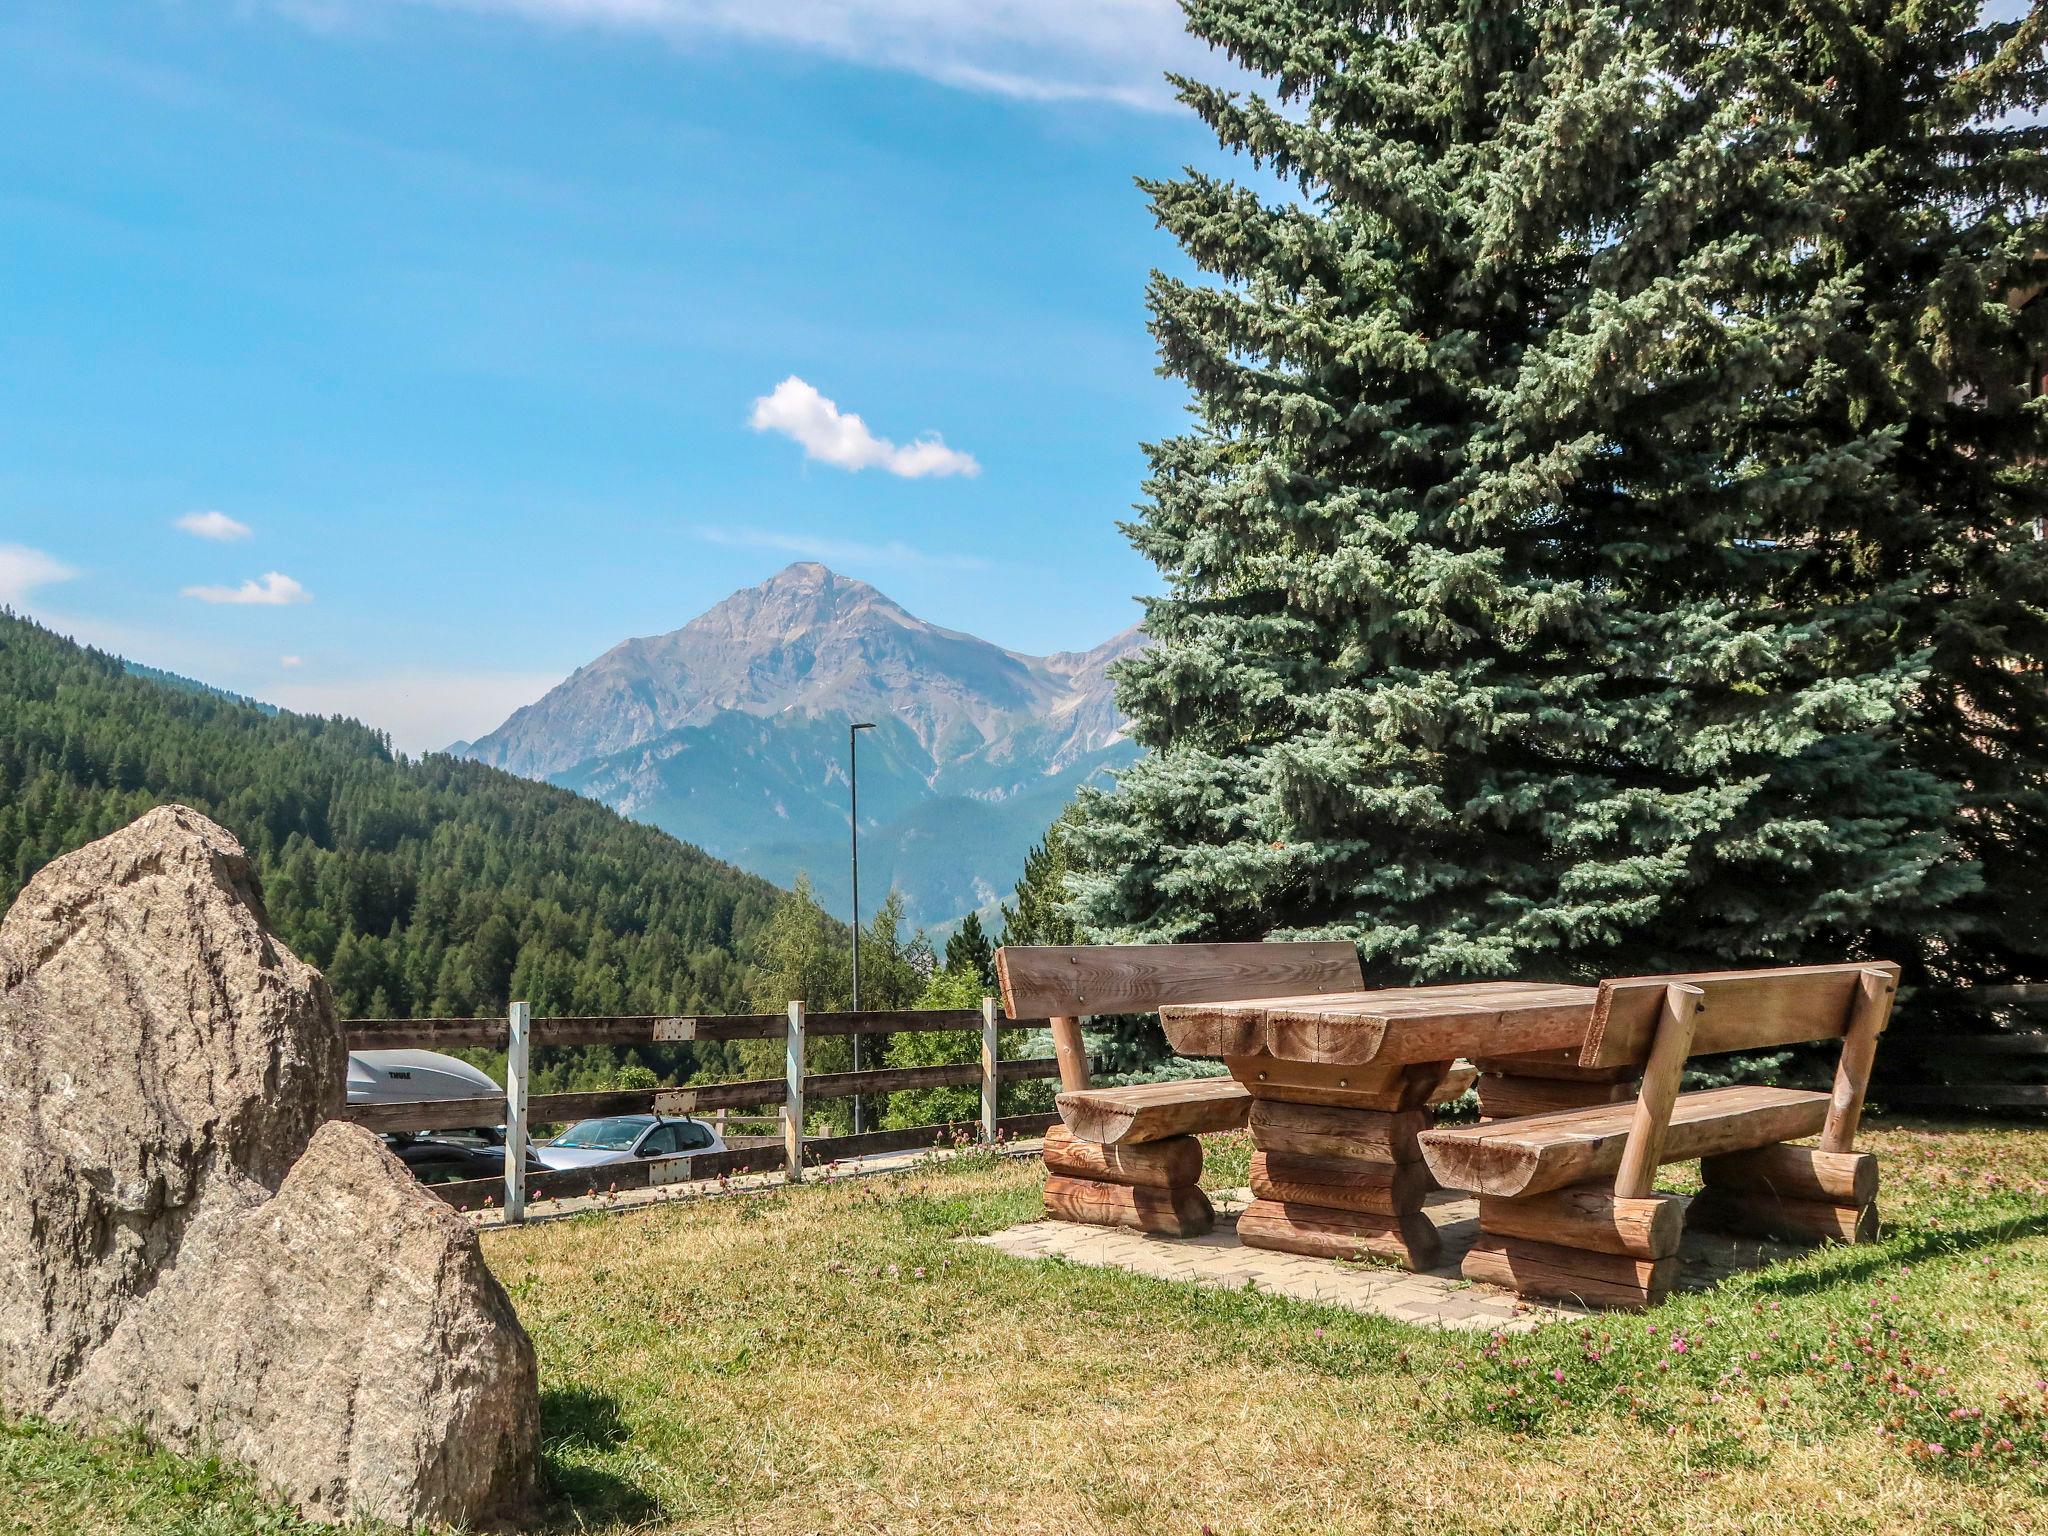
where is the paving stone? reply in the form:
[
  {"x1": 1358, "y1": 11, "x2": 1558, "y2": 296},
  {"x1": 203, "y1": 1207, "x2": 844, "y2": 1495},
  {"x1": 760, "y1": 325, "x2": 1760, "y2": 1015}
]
[{"x1": 965, "y1": 1212, "x2": 1587, "y2": 1331}]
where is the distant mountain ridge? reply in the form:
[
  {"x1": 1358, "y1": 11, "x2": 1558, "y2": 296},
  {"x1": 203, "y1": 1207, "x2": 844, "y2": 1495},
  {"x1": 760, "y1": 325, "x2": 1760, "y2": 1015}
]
[{"x1": 462, "y1": 564, "x2": 1144, "y2": 929}]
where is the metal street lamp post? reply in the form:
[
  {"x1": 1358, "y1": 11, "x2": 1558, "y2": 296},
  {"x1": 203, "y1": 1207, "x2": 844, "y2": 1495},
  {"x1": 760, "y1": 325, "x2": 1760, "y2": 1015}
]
[{"x1": 849, "y1": 721, "x2": 876, "y2": 1134}]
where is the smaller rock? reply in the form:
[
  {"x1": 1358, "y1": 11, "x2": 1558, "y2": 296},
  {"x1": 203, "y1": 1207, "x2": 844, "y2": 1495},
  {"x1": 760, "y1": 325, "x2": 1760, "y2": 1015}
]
[{"x1": 72, "y1": 1122, "x2": 540, "y2": 1528}]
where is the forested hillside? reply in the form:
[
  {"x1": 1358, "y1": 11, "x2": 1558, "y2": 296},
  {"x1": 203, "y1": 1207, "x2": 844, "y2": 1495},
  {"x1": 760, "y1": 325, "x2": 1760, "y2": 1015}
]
[{"x1": 0, "y1": 611, "x2": 783, "y2": 1020}]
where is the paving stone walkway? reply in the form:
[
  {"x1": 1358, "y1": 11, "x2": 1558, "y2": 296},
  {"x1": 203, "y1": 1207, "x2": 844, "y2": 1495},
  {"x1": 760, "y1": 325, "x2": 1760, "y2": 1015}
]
[{"x1": 972, "y1": 1188, "x2": 1793, "y2": 1331}]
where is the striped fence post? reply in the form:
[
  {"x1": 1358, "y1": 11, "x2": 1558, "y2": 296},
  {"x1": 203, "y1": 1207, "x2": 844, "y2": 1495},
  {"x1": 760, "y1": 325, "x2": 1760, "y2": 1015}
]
[
  {"x1": 784, "y1": 1000, "x2": 806, "y2": 1183},
  {"x1": 503, "y1": 1000, "x2": 531, "y2": 1223},
  {"x1": 980, "y1": 996, "x2": 1000, "y2": 1144}
]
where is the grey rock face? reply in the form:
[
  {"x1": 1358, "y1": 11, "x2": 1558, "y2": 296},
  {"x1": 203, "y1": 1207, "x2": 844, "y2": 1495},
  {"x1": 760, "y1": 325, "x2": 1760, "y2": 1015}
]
[
  {"x1": 70, "y1": 1122, "x2": 540, "y2": 1528},
  {"x1": 0, "y1": 803, "x2": 342, "y2": 1411},
  {"x1": 463, "y1": 560, "x2": 1144, "y2": 780},
  {"x1": 0, "y1": 806, "x2": 539, "y2": 1528},
  {"x1": 460, "y1": 561, "x2": 1148, "y2": 928}
]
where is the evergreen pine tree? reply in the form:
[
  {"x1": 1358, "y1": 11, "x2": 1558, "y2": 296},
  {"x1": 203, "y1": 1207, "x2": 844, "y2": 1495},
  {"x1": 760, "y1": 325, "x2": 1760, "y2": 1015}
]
[
  {"x1": 943, "y1": 910, "x2": 997, "y2": 990},
  {"x1": 999, "y1": 808, "x2": 1081, "y2": 949},
  {"x1": 1706, "y1": 0, "x2": 2048, "y2": 996},
  {"x1": 1073, "y1": 0, "x2": 2034, "y2": 988}
]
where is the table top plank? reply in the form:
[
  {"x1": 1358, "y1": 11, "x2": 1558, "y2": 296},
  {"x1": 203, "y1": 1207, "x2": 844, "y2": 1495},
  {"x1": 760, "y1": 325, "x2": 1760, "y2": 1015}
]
[{"x1": 1161, "y1": 981, "x2": 1601, "y2": 1068}]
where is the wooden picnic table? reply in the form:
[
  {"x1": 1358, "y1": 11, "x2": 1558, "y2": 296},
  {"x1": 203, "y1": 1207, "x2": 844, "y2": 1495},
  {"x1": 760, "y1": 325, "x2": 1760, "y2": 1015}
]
[
  {"x1": 1156, "y1": 981, "x2": 1617, "y2": 1270},
  {"x1": 1160, "y1": 980, "x2": 1602, "y2": 1068}
]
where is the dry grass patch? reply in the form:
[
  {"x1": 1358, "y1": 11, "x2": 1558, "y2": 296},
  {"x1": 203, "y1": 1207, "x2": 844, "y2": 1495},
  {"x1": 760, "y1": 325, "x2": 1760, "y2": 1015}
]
[{"x1": 4, "y1": 1121, "x2": 2046, "y2": 1534}]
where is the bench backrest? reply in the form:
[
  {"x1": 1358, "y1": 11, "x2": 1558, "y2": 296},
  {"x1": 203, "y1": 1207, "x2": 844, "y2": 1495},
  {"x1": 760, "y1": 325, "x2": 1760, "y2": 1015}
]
[
  {"x1": 1580, "y1": 961, "x2": 1901, "y2": 1070},
  {"x1": 1585, "y1": 960, "x2": 1900, "y2": 1193},
  {"x1": 994, "y1": 941, "x2": 1362, "y2": 1022}
]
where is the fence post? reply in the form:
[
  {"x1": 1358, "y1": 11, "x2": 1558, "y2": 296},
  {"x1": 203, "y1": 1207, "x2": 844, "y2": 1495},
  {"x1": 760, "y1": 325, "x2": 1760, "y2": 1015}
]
[
  {"x1": 980, "y1": 996, "x2": 1000, "y2": 1145},
  {"x1": 503, "y1": 1000, "x2": 530, "y2": 1224},
  {"x1": 784, "y1": 1000, "x2": 806, "y2": 1184}
]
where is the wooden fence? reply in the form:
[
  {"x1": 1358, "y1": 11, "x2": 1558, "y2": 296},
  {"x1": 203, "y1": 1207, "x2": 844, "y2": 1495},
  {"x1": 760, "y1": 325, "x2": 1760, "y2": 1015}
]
[
  {"x1": 1871, "y1": 984, "x2": 2048, "y2": 1113},
  {"x1": 344, "y1": 1000, "x2": 1067, "y2": 1221}
]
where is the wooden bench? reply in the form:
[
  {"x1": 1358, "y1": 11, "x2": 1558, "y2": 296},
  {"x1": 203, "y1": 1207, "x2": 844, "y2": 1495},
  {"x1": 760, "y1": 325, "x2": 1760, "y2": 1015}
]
[
  {"x1": 1419, "y1": 961, "x2": 1898, "y2": 1308},
  {"x1": 995, "y1": 941, "x2": 1364, "y2": 1236}
]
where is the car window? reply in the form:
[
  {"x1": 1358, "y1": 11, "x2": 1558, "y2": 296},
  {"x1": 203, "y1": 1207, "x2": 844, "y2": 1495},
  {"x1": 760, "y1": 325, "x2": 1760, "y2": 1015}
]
[
  {"x1": 639, "y1": 1124, "x2": 680, "y2": 1156},
  {"x1": 672, "y1": 1120, "x2": 715, "y2": 1152},
  {"x1": 552, "y1": 1117, "x2": 646, "y2": 1151}
]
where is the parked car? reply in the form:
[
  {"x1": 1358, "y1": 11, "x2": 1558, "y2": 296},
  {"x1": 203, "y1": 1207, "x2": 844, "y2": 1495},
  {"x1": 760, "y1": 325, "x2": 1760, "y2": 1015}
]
[
  {"x1": 350, "y1": 1049, "x2": 519, "y2": 1186},
  {"x1": 379, "y1": 1132, "x2": 547, "y2": 1186},
  {"x1": 534, "y1": 1113, "x2": 726, "y2": 1171}
]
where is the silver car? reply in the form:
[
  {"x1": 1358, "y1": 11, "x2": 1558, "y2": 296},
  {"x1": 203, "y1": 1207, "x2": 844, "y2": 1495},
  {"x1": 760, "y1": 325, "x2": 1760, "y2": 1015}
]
[{"x1": 534, "y1": 1113, "x2": 727, "y2": 1171}]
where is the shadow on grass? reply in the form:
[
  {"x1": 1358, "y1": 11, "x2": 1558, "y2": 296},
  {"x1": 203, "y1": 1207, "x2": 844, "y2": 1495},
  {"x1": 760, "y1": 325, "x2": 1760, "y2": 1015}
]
[
  {"x1": 1738, "y1": 1209, "x2": 2048, "y2": 1300},
  {"x1": 538, "y1": 1386, "x2": 659, "y2": 1528}
]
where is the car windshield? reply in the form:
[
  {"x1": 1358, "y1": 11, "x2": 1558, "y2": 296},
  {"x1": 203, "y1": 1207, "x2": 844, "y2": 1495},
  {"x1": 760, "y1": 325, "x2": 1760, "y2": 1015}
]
[{"x1": 549, "y1": 1117, "x2": 647, "y2": 1151}]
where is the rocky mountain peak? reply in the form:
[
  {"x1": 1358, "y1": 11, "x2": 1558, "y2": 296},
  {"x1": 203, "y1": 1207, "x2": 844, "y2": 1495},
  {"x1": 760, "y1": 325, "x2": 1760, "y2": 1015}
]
[
  {"x1": 459, "y1": 567, "x2": 1147, "y2": 926},
  {"x1": 689, "y1": 562, "x2": 901, "y2": 643},
  {"x1": 465, "y1": 565, "x2": 1136, "y2": 781}
]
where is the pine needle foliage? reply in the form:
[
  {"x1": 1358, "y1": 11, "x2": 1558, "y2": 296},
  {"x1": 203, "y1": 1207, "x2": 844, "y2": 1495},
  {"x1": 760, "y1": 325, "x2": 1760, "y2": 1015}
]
[{"x1": 1074, "y1": 0, "x2": 2048, "y2": 991}]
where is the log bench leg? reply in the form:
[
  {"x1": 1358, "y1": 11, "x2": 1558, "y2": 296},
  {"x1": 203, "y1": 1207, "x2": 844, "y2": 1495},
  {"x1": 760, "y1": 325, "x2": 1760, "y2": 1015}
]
[
  {"x1": 1462, "y1": 1184, "x2": 1686, "y2": 1308},
  {"x1": 1687, "y1": 1144, "x2": 1879, "y2": 1246},
  {"x1": 1235, "y1": 1099, "x2": 1443, "y2": 1270},
  {"x1": 1040, "y1": 1125, "x2": 1215, "y2": 1237}
]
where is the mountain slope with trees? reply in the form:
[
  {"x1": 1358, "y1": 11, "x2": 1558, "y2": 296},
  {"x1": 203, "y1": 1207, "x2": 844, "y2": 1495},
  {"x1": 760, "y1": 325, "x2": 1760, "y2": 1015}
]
[{"x1": 0, "y1": 610, "x2": 783, "y2": 1022}]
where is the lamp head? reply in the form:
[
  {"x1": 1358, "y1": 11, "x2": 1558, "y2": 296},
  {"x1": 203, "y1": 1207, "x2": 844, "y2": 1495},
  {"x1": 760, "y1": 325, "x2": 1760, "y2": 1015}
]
[{"x1": 852, "y1": 721, "x2": 876, "y2": 733}]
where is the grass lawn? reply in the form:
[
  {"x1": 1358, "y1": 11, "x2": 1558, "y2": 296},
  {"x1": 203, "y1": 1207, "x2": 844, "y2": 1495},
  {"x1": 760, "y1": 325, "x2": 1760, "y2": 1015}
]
[{"x1": 5, "y1": 1117, "x2": 2047, "y2": 1535}]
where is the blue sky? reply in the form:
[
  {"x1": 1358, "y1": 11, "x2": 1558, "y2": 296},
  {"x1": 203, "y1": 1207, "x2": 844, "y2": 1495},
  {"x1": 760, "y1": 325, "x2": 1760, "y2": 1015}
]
[{"x1": 1, "y1": 0, "x2": 1231, "y2": 751}]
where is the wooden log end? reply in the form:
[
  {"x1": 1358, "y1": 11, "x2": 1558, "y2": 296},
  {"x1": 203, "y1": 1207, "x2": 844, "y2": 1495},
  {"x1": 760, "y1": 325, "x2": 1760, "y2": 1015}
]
[
  {"x1": 1686, "y1": 1188, "x2": 1878, "y2": 1246},
  {"x1": 1042, "y1": 1175, "x2": 1215, "y2": 1237},
  {"x1": 1478, "y1": 1186, "x2": 1686, "y2": 1261},
  {"x1": 1056, "y1": 1080, "x2": 1250, "y2": 1144},
  {"x1": 1235, "y1": 1198, "x2": 1443, "y2": 1271},
  {"x1": 1417, "y1": 1128, "x2": 1544, "y2": 1198},
  {"x1": 1042, "y1": 1125, "x2": 1204, "y2": 1189},
  {"x1": 1461, "y1": 1234, "x2": 1677, "y2": 1310},
  {"x1": 1159, "y1": 1007, "x2": 1268, "y2": 1060}
]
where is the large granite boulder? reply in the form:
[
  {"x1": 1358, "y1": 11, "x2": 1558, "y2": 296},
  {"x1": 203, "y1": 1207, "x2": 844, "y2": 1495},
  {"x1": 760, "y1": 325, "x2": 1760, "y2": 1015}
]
[
  {"x1": 0, "y1": 806, "x2": 539, "y2": 1528},
  {"x1": 0, "y1": 803, "x2": 341, "y2": 1410}
]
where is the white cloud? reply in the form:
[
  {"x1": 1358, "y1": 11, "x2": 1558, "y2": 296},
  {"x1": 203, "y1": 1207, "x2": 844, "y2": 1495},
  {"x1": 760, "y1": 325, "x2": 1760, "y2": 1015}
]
[
  {"x1": 280, "y1": 654, "x2": 305, "y2": 668},
  {"x1": 266, "y1": 669, "x2": 565, "y2": 755},
  {"x1": 281, "y1": 0, "x2": 1210, "y2": 110},
  {"x1": 174, "y1": 509, "x2": 254, "y2": 541},
  {"x1": 696, "y1": 526, "x2": 988, "y2": 570},
  {"x1": 749, "y1": 376, "x2": 980, "y2": 479},
  {"x1": 182, "y1": 571, "x2": 312, "y2": 606},
  {"x1": 0, "y1": 545, "x2": 78, "y2": 608}
]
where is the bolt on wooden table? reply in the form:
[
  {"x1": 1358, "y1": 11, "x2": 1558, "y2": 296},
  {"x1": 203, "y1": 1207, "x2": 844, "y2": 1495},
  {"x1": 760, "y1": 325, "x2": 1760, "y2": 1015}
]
[{"x1": 1160, "y1": 982, "x2": 1603, "y2": 1270}]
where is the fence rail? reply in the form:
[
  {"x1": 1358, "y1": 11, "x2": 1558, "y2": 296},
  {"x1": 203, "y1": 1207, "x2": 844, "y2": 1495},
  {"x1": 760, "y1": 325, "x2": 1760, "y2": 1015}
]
[
  {"x1": 343, "y1": 999, "x2": 1066, "y2": 1221},
  {"x1": 1867, "y1": 984, "x2": 2048, "y2": 1114},
  {"x1": 343, "y1": 1007, "x2": 1020, "y2": 1051},
  {"x1": 424, "y1": 1112, "x2": 1062, "y2": 1212}
]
